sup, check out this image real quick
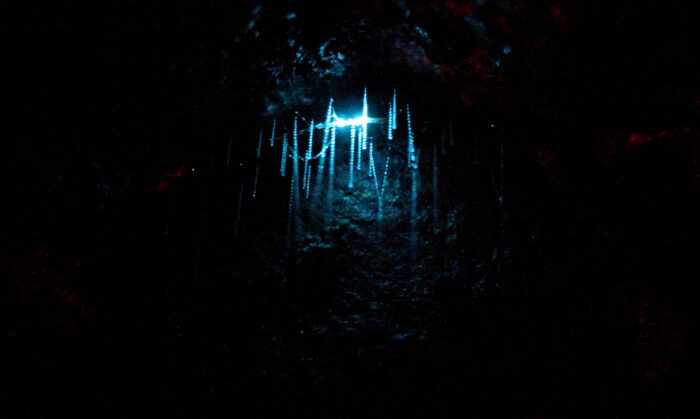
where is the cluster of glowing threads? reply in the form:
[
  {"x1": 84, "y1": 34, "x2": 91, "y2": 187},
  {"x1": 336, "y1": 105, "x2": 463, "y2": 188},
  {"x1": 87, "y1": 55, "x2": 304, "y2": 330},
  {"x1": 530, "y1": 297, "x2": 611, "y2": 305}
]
[{"x1": 261, "y1": 89, "x2": 428, "y2": 234}]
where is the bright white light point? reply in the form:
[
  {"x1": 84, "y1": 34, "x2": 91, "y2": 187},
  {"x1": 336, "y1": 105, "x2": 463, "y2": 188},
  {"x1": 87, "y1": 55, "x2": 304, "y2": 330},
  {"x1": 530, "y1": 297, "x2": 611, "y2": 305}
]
[{"x1": 333, "y1": 115, "x2": 372, "y2": 128}]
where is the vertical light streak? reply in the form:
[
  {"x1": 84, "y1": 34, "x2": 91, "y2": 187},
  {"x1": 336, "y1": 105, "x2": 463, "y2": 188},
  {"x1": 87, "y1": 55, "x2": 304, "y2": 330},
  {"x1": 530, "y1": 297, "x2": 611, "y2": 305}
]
[
  {"x1": 411, "y1": 158, "x2": 418, "y2": 263},
  {"x1": 357, "y1": 126, "x2": 362, "y2": 171},
  {"x1": 380, "y1": 156, "x2": 390, "y2": 198},
  {"x1": 364, "y1": 89, "x2": 369, "y2": 150},
  {"x1": 286, "y1": 169, "x2": 294, "y2": 255},
  {"x1": 388, "y1": 102, "x2": 393, "y2": 140},
  {"x1": 252, "y1": 167, "x2": 259, "y2": 198},
  {"x1": 302, "y1": 119, "x2": 313, "y2": 191},
  {"x1": 392, "y1": 89, "x2": 397, "y2": 132},
  {"x1": 269, "y1": 118, "x2": 276, "y2": 147},
  {"x1": 292, "y1": 115, "x2": 300, "y2": 208},
  {"x1": 280, "y1": 132, "x2": 288, "y2": 176},
  {"x1": 378, "y1": 156, "x2": 390, "y2": 224},
  {"x1": 407, "y1": 104, "x2": 416, "y2": 169},
  {"x1": 349, "y1": 124, "x2": 355, "y2": 188},
  {"x1": 407, "y1": 103, "x2": 418, "y2": 266},
  {"x1": 253, "y1": 128, "x2": 262, "y2": 197},
  {"x1": 369, "y1": 142, "x2": 379, "y2": 195},
  {"x1": 304, "y1": 120, "x2": 314, "y2": 198},
  {"x1": 314, "y1": 98, "x2": 333, "y2": 196},
  {"x1": 327, "y1": 119, "x2": 336, "y2": 216}
]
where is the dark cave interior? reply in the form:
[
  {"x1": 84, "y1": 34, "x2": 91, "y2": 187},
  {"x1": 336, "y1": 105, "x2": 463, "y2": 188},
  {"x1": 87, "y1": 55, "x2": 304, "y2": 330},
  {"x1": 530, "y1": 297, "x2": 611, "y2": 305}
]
[{"x1": 2, "y1": 0, "x2": 698, "y2": 416}]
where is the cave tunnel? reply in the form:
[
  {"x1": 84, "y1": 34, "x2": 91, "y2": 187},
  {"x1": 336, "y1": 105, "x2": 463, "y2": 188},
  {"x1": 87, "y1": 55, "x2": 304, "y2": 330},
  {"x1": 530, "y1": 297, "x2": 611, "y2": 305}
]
[{"x1": 3, "y1": 0, "x2": 698, "y2": 416}]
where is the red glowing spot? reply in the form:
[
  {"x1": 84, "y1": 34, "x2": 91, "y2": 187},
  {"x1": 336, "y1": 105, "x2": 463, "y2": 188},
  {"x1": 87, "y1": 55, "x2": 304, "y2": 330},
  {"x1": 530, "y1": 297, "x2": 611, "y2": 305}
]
[
  {"x1": 638, "y1": 316, "x2": 645, "y2": 324},
  {"x1": 439, "y1": 0, "x2": 473, "y2": 17},
  {"x1": 495, "y1": 15, "x2": 511, "y2": 33},
  {"x1": 460, "y1": 92, "x2": 473, "y2": 106},
  {"x1": 549, "y1": 5, "x2": 574, "y2": 30},
  {"x1": 625, "y1": 130, "x2": 668, "y2": 149},
  {"x1": 34, "y1": 245, "x2": 49, "y2": 258},
  {"x1": 370, "y1": 1, "x2": 385, "y2": 12},
  {"x1": 157, "y1": 164, "x2": 186, "y2": 191},
  {"x1": 440, "y1": 65, "x2": 456, "y2": 78},
  {"x1": 627, "y1": 133, "x2": 645, "y2": 145}
]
